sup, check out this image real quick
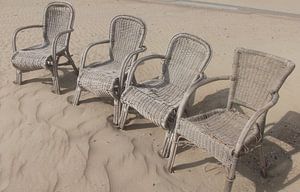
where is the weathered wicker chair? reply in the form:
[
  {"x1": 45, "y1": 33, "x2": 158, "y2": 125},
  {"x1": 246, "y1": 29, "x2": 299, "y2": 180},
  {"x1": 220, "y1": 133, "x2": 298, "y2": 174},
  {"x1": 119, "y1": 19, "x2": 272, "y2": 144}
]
[
  {"x1": 167, "y1": 48, "x2": 295, "y2": 192},
  {"x1": 119, "y1": 33, "x2": 212, "y2": 157},
  {"x1": 72, "y1": 15, "x2": 146, "y2": 125},
  {"x1": 11, "y1": 1, "x2": 77, "y2": 94}
]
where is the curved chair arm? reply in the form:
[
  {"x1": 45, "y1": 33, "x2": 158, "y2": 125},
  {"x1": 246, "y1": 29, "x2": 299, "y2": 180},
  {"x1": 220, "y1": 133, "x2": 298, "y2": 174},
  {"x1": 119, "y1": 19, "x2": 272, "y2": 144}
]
[
  {"x1": 124, "y1": 54, "x2": 166, "y2": 89},
  {"x1": 12, "y1": 25, "x2": 44, "y2": 52},
  {"x1": 234, "y1": 92, "x2": 279, "y2": 155},
  {"x1": 52, "y1": 29, "x2": 74, "y2": 64},
  {"x1": 79, "y1": 39, "x2": 110, "y2": 71},
  {"x1": 175, "y1": 75, "x2": 232, "y2": 125},
  {"x1": 119, "y1": 46, "x2": 147, "y2": 91}
]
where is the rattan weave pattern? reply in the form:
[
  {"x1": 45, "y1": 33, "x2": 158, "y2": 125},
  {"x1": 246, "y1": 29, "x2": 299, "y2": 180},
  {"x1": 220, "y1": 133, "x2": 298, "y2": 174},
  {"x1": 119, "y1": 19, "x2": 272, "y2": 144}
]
[
  {"x1": 120, "y1": 33, "x2": 212, "y2": 129},
  {"x1": 78, "y1": 61, "x2": 121, "y2": 97},
  {"x1": 12, "y1": 2, "x2": 74, "y2": 71},
  {"x1": 168, "y1": 48, "x2": 295, "y2": 192},
  {"x1": 77, "y1": 16, "x2": 146, "y2": 98},
  {"x1": 178, "y1": 109, "x2": 259, "y2": 166},
  {"x1": 11, "y1": 1, "x2": 77, "y2": 94}
]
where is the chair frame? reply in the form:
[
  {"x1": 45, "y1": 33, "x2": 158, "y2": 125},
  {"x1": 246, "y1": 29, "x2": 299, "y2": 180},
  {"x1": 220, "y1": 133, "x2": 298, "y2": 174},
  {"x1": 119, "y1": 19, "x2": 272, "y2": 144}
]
[
  {"x1": 119, "y1": 33, "x2": 212, "y2": 158},
  {"x1": 167, "y1": 48, "x2": 295, "y2": 192},
  {"x1": 12, "y1": 1, "x2": 78, "y2": 94},
  {"x1": 72, "y1": 15, "x2": 147, "y2": 125}
]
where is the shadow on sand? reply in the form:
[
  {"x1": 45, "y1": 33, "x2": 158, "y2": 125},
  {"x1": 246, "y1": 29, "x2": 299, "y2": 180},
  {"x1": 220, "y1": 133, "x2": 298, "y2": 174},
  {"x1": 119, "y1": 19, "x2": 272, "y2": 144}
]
[{"x1": 22, "y1": 67, "x2": 77, "y2": 94}]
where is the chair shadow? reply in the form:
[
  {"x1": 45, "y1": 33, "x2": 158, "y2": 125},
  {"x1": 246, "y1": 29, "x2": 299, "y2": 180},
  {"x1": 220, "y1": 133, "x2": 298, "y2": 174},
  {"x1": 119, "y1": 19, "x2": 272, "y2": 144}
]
[
  {"x1": 105, "y1": 113, "x2": 156, "y2": 130},
  {"x1": 253, "y1": 111, "x2": 300, "y2": 192},
  {"x1": 121, "y1": 113, "x2": 157, "y2": 131},
  {"x1": 174, "y1": 157, "x2": 218, "y2": 171},
  {"x1": 22, "y1": 67, "x2": 77, "y2": 94},
  {"x1": 79, "y1": 96, "x2": 114, "y2": 106},
  {"x1": 233, "y1": 111, "x2": 300, "y2": 192},
  {"x1": 125, "y1": 122, "x2": 157, "y2": 130},
  {"x1": 187, "y1": 88, "x2": 229, "y2": 116}
]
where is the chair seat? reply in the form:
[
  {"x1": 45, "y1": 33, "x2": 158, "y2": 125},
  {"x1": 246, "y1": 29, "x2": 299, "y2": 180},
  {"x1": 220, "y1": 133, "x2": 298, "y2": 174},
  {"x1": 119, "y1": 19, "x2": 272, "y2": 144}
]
[
  {"x1": 78, "y1": 61, "x2": 121, "y2": 97},
  {"x1": 177, "y1": 109, "x2": 260, "y2": 166},
  {"x1": 12, "y1": 44, "x2": 65, "y2": 71},
  {"x1": 121, "y1": 79, "x2": 185, "y2": 128}
]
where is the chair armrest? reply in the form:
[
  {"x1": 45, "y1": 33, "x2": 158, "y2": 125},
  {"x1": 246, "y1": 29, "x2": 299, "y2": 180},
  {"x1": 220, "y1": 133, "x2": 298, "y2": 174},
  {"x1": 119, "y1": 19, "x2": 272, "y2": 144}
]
[
  {"x1": 124, "y1": 54, "x2": 166, "y2": 89},
  {"x1": 79, "y1": 39, "x2": 110, "y2": 71},
  {"x1": 12, "y1": 25, "x2": 44, "y2": 52},
  {"x1": 119, "y1": 46, "x2": 147, "y2": 92},
  {"x1": 52, "y1": 29, "x2": 74, "y2": 63},
  {"x1": 234, "y1": 92, "x2": 279, "y2": 154},
  {"x1": 175, "y1": 75, "x2": 232, "y2": 124}
]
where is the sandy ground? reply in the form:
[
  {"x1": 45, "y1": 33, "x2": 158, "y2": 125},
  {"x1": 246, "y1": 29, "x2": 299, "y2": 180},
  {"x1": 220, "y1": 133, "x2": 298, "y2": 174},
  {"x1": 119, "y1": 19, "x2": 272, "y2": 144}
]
[
  {"x1": 163, "y1": 0, "x2": 300, "y2": 14},
  {"x1": 0, "y1": 0, "x2": 300, "y2": 191}
]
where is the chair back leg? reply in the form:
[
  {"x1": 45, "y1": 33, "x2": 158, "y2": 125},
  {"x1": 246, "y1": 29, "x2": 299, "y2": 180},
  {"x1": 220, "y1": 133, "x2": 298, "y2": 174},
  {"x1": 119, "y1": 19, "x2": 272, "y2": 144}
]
[
  {"x1": 51, "y1": 59, "x2": 61, "y2": 94},
  {"x1": 119, "y1": 104, "x2": 129, "y2": 129},
  {"x1": 160, "y1": 130, "x2": 174, "y2": 158},
  {"x1": 224, "y1": 157, "x2": 238, "y2": 192},
  {"x1": 167, "y1": 133, "x2": 180, "y2": 172},
  {"x1": 73, "y1": 86, "x2": 82, "y2": 106},
  {"x1": 14, "y1": 69, "x2": 22, "y2": 85}
]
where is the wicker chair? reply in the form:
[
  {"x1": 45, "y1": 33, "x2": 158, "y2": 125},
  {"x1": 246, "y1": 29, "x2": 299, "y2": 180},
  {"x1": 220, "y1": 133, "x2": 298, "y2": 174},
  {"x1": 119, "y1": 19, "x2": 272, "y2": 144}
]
[
  {"x1": 167, "y1": 48, "x2": 295, "y2": 192},
  {"x1": 119, "y1": 33, "x2": 212, "y2": 157},
  {"x1": 72, "y1": 15, "x2": 146, "y2": 125},
  {"x1": 11, "y1": 2, "x2": 77, "y2": 94}
]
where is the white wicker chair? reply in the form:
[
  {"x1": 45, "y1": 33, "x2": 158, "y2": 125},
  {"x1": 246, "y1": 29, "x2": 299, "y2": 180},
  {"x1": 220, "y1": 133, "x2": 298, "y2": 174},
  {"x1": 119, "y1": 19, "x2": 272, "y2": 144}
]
[
  {"x1": 11, "y1": 1, "x2": 77, "y2": 94},
  {"x1": 167, "y1": 48, "x2": 295, "y2": 192},
  {"x1": 72, "y1": 15, "x2": 147, "y2": 125},
  {"x1": 119, "y1": 33, "x2": 212, "y2": 157}
]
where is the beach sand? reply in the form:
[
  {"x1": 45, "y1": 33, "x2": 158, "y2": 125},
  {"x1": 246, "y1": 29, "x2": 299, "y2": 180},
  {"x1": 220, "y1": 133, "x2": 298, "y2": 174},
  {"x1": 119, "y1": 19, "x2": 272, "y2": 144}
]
[{"x1": 0, "y1": 0, "x2": 300, "y2": 191}]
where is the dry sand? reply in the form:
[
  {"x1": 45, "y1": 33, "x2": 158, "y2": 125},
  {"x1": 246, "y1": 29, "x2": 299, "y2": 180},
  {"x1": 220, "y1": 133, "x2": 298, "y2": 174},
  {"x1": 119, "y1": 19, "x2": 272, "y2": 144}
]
[{"x1": 0, "y1": 0, "x2": 300, "y2": 191}]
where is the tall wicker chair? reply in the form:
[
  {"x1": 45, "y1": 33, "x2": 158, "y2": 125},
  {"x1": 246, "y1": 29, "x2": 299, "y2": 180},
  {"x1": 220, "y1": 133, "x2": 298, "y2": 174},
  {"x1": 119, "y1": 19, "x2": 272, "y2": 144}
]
[
  {"x1": 72, "y1": 15, "x2": 146, "y2": 125},
  {"x1": 11, "y1": 2, "x2": 77, "y2": 94},
  {"x1": 167, "y1": 48, "x2": 295, "y2": 192},
  {"x1": 119, "y1": 33, "x2": 212, "y2": 157}
]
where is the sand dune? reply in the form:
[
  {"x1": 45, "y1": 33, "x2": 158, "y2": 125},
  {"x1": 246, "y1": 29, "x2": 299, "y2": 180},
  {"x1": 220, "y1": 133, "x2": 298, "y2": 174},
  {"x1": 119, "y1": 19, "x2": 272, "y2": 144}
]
[{"x1": 0, "y1": 0, "x2": 300, "y2": 191}]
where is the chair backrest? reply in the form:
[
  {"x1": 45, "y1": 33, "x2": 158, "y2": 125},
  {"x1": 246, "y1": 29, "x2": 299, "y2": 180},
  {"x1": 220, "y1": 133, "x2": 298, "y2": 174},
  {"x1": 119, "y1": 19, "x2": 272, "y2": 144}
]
[
  {"x1": 228, "y1": 48, "x2": 295, "y2": 111},
  {"x1": 43, "y1": 2, "x2": 74, "y2": 47},
  {"x1": 163, "y1": 33, "x2": 211, "y2": 92},
  {"x1": 109, "y1": 15, "x2": 146, "y2": 65}
]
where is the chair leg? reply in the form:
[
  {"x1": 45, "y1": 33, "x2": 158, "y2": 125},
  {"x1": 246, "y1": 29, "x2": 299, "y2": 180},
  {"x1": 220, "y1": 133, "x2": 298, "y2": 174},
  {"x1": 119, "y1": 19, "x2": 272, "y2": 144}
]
[
  {"x1": 51, "y1": 66, "x2": 61, "y2": 95},
  {"x1": 66, "y1": 51, "x2": 78, "y2": 75},
  {"x1": 113, "y1": 99, "x2": 120, "y2": 125},
  {"x1": 167, "y1": 133, "x2": 180, "y2": 172},
  {"x1": 73, "y1": 85, "x2": 82, "y2": 106},
  {"x1": 14, "y1": 69, "x2": 22, "y2": 85},
  {"x1": 119, "y1": 104, "x2": 129, "y2": 129},
  {"x1": 258, "y1": 144, "x2": 267, "y2": 178},
  {"x1": 160, "y1": 130, "x2": 173, "y2": 158},
  {"x1": 224, "y1": 157, "x2": 238, "y2": 192}
]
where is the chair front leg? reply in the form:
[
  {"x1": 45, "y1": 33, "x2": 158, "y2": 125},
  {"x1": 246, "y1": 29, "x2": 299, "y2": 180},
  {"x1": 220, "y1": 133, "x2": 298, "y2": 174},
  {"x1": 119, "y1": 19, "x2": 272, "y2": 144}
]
[
  {"x1": 160, "y1": 129, "x2": 174, "y2": 158},
  {"x1": 51, "y1": 58, "x2": 61, "y2": 95},
  {"x1": 14, "y1": 69, "x2": 22, "y2": 85},
  {"x1": 119, "y1": 103, "x2": 129, "y2": 129},
  {"x1": 113, "y1": 99, "x2": 120, "y2": 125},
  {"x1": 73, "y1": 85, "x2": 82, "y2": 106},
  {"x1": 224, "y1": 156, "x2": 238, "y2": 192},
  {"x1": 167, "y1": 133, "x2": 180, "y2": 172}
]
